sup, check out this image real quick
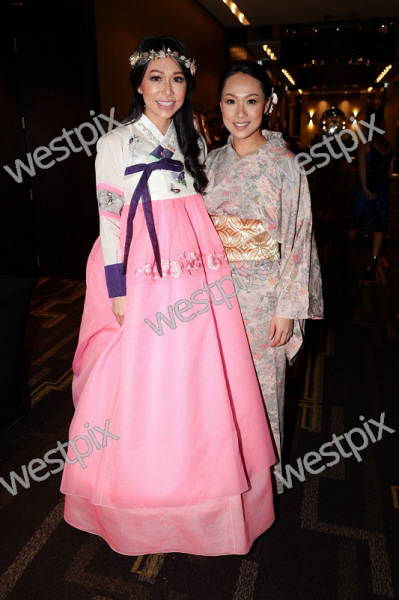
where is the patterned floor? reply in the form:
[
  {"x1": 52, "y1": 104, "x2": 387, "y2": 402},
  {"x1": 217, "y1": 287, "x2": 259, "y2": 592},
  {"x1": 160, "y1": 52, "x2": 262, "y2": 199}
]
[{"x1": 0, "y1": 159, "x2": 398, "y2": 599}]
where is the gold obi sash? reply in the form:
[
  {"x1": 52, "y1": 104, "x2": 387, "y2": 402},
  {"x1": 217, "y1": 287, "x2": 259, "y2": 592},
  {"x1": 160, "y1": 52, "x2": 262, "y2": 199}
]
[{"x1": 210, "y1": 215, "x2": 280, "y2": 262}]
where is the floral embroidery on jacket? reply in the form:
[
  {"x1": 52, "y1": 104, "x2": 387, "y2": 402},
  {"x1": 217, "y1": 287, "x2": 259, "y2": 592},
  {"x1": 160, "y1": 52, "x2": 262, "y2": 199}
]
[
  {"x1": 97, "y1": 189, "x2": 124, "y2": 215},
  {"x1": 128, "y1": 135, "x2": 141, "y2": 159}
]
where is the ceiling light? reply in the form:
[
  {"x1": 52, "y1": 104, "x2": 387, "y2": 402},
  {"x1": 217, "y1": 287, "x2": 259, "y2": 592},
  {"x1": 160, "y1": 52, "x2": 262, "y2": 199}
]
[
  {"x1": 222, "y1": 0, "x2": 249, "y2": 25},
  {"x1": 262, "y1": 44, "x2": 277, "y2": 60},
  {"x1": 281, "y1": 69, "x2": 295, "y2": 85},
  {"x1": 376, "y1": 64, "x2": 392, "y2": 82}
]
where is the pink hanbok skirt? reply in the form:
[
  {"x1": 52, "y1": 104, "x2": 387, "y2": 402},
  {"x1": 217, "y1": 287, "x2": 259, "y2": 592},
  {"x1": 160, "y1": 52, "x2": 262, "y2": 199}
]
[{"x1": 60, "y1": 193, "x2": 275, "y2": 555}]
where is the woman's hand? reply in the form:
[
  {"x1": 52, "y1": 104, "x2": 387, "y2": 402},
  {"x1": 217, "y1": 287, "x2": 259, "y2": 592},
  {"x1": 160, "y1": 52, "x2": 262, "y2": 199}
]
[
  {"x1": 268, "y1": 316, "x2": 294, "y2": 347},
  {"x1": 362, "y1": 187, "x2": 377, "y2": 201},
  {"x1": 112, "y1": 296, "x2": 127, "y2": 326}
]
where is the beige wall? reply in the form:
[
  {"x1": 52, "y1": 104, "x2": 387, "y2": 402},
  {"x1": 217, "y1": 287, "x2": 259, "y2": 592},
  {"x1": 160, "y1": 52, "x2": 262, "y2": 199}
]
[{"x1": 93, "y1": 0, "x2": 227, "y2": 120}]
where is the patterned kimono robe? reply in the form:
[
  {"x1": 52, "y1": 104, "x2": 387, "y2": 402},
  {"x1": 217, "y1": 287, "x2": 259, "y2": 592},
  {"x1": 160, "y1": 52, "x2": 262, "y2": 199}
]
[{"x1": 205, "y1": 130, "x2": 323, "y2": 492}]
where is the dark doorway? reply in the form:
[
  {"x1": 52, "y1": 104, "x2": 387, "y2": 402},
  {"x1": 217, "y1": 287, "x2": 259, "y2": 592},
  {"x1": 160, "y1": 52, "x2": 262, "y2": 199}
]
[{"x1": 1, "y1": 0, "x2": 100, "y2": 280}]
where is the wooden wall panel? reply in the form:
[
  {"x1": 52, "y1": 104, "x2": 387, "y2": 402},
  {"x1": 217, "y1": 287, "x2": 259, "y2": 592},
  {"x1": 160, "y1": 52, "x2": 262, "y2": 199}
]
[{"x1": 93, "y1": 0, "x2": 227, "y2": 120}]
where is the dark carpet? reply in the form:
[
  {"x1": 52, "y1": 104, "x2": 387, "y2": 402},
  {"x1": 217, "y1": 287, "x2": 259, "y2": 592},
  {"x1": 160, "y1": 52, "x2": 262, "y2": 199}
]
[{"x1": 0, "y1": 159, "x2": 398, "y2": 599}]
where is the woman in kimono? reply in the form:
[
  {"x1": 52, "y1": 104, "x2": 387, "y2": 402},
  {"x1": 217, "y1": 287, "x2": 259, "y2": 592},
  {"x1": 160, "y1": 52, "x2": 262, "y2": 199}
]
[
  {"x1": 61, "y1": 37, "x2": 276, "y2": 555},
  {"x1": 205, "y1": 61, "x2": 323, "y2": 493}
]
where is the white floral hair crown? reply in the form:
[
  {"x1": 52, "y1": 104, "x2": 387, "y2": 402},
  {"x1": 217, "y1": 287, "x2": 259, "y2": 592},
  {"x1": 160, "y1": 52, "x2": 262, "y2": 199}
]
[
  {"x1": 268, "y1": 87, "x2": 278, "y2": 114},
  {"x1": 129, "y1": 48, "x2": 197, "y2": 76}
]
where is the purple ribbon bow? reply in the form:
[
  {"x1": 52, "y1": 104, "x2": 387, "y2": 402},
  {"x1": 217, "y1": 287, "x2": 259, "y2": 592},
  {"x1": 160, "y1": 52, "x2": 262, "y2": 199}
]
[{"x1": 123, "y1": 158, "x2": 183, "y2": 278}]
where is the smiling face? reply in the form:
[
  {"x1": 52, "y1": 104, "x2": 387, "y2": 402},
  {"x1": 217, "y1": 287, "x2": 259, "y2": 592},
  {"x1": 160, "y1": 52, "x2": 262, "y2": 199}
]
[
  {"x1": 137, "y1": 56, "x2": 187, "y2": 134},
  {"x1": 220, "y1": 72, "x2": 270, "y2": 146}
]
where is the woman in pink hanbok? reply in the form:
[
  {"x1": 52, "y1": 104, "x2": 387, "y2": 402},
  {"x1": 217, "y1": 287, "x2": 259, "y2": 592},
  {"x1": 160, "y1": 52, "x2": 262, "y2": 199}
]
[
  {"x1": 60, "y1": 37, "x2": 276, "y2": 555},
  {"x1": 205, "y1": 61, "x2": 324, "y2": 493}
]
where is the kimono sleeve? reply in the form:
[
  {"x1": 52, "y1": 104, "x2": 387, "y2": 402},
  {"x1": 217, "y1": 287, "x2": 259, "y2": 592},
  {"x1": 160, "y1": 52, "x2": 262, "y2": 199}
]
[
  {"x1": 95, "y1": 132, "x2": 126, "y2": 298},
  {"x1": 274, "y1": 169, "x2": 323, "y2": 320}
]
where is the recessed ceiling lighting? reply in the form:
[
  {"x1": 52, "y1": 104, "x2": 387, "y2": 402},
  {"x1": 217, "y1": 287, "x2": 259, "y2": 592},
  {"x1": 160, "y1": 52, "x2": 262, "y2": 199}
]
[
  {"x1": 221, "y1": 0, "x2": 249, "y2": 25},
  {"x1": 262, "y1": 44, "x2": 277, "y2": 60},
  {"x1": 376, "y1": 64, "x2": 392, "y2": 82},
  {"x1": 281, "y1": 69, "x2": 295, "y2": 85}
]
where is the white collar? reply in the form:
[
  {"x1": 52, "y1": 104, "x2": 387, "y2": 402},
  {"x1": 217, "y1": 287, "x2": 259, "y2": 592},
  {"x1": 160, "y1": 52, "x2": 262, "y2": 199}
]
[{"x1": 136, "y1": 113, "x2": 176, "y2": 147}]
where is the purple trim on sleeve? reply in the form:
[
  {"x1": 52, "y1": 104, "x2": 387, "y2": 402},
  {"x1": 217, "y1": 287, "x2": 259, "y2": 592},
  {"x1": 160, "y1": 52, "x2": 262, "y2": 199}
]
[{"x1": 104, "y1": 263, "x2": 126, "y2": 298}]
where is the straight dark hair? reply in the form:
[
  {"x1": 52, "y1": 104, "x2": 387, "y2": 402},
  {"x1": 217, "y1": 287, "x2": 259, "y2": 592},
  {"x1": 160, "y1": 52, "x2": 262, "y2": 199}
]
[{"x1": 124, "y1": 35, "x2": 207, "y2": 194}]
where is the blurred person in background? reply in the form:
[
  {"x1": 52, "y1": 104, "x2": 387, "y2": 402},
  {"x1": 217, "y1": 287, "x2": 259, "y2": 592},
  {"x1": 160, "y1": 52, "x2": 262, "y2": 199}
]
[{"x1": 347, "y1": 116, "x2": 394, "y2": 278}]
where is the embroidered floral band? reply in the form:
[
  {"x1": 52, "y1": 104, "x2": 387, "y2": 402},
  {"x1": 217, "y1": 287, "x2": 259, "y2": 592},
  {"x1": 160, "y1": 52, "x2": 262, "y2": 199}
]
[
  {"x1": 210, "y1": 215, "x2": 280, "y2": 262},
  {"x1": 134, "y1": 249, "x2": 227, "y2": 280}
]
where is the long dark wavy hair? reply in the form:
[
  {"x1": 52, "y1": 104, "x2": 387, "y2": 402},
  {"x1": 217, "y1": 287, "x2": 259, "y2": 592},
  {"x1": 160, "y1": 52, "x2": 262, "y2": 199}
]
[
  {"x1": 218, "y1": 61, "x2": 273, "y2": 129},
  {"x1": 124, "y1": 35, "x2": 207, "y2": 194}
]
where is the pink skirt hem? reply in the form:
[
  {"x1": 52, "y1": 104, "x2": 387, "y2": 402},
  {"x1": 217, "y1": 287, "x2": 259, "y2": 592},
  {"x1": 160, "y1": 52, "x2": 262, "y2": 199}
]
[{"x1": 64, "y1": 468, "x2": 274, "y2": 556}]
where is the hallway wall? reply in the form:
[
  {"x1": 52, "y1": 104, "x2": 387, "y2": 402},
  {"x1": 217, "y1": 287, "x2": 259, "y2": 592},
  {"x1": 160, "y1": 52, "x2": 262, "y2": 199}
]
[
  {"x1": 385, "y1": 74, "x2": 399, "y2": 150},
  {"x1": 93, "y1": 0, "x2": 227, "y2": 120}
]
